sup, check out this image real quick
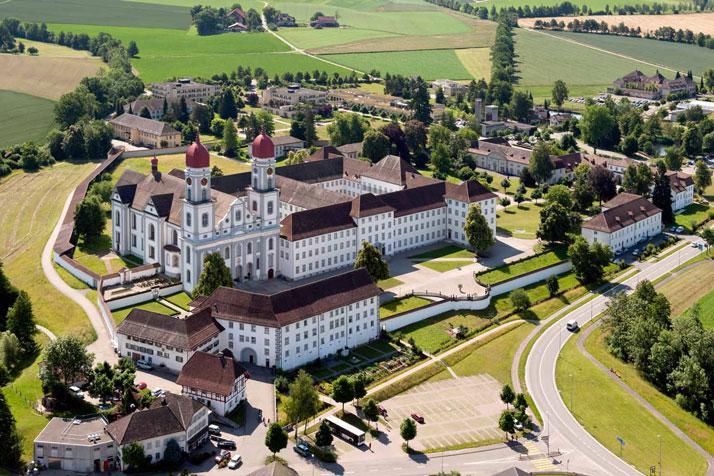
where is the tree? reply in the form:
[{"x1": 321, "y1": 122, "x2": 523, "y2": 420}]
[
  {"x1": 75, "y1": 195, "x2": 106, "y2": 241},
  {"x1": 499, "y1": 410, "x2": 515, "y2": 439},
  {"x1": 0, "y1": 332, "x2": 21, "y2": 370},
  {"x1": 545, "y1": 184, "x2": 572, "y2": 209},
  {"x1": 0, "y1": 392, "x2": 22, "y2": 470},
  {"x1": 315, "y1": 420, "x2": 334, "y2": 449},
  {"x1": 464, "y1": 205, "x2": 495, "y2": 253},
  {"x1": 568, "y1": 236, "x2": 612, "y2": 283},
  {"x1": 510, "y1": 289, "x2": 530, "y2": 312},
  {"x1": 500, "y1": 178, "x2": 511, "y2": 193},
  {"x1": 404, "y1": 120, "x2": 427, "y2": 157},
  {"x1": 122, "y1": 443, "x2": 147, "y2": 471},
  {"x1": 194, "y1": 252, "x2": 233, "y2": 297},
  {"x1": 265, "y1": 422, "x2": 288, "y2": 457},
  {"x1": 218, "y1": 89, "x2": 238, "y2": 120},
  {"x1": 652, "y1": 163, "x2": 674, "y2": 223},
  {"x1": 54, "y1": 86, "x2": 97, "y2": 129},
  {"x1": 400, "y1": 418, "x2": 417, "y2": 451},
  {"x1": 327, "y1": 113, "x2": 366, "y2": 146},
  {"x1": 88, "y1": 368, "x2": 114, "y2": 403},
  {"x1": 589, "y1": 165, "x2": 616, "y2": 205},
  {"x1": 410, "y1": 78, "x2": 432, "y2": 124},
  {"x1": 435, "y1": 87, "x2": 445, "y2": 104},
  {"x1": 430, "y1": 143, "x2": 452, "y2": 175},
  {"x1": 0, "y1": 260, "x2": 18, "y2": 331},
  {"x1": 572, "y1": 163, "x2": 595, "y2": 211},
  {"x1": 551, "y1": 80, "x2": 569, "y2": 109},
  {"x1": 163, "y1": 439, "x2": 183, "y2": 466},
  {"x1": 529, "y1": 142, "x2": 554, "y2": 184},
  {"x1": 42, "y1": 335, "x2": 94, "y2": 387},
  {"x1": 683, "y1": 127, "x2": 703, "y2": 157},
  {"x1": 700, "y1": 228, "x2": 714, "y2": 254},
  {"x1": 352, "y1": 374, "x2": 367, "y2": 405},
  {"x1": 223, "y1": 119, "x2": 238, "y2": 158},
  {"x1": 362, "y1": 129, "x2": 391, "y2": 163},
  {"x1": 363, "y1": 398, "x2": 380, "y2": 432},
  {"x1": 380, "y1": 122, "x2": 409, "y2": 160},
  {"x1": 510, "y1": 90, "x2": 533, "y2": 122},
  {"x1": 622, "y1": 163, "x2": 652, "y2": 196},
  {"x1": 285, "y1": 149, "x2": 309, "y2": 165},
  {"x1": 499, "y1": 196, "x2": 511, "y2": 208},
  {"x1": 331, "y1": 375, "x2": 354, "y2": 414},
  {"x1": 62, "y1": 123, "x2": 86, "y2": 160},
  {"x1": 84, "y1": 120, "x2": 113, "y2": 159},
  {"x1": 303, "y1": 110, "x2": 317, "y2": 146},
  {"x1": 127, "y1": 40, "x2": 139, "y2": 58},
  {"x1": 664, "y1": 146, "x2": 683, "y2": 171},
  {"x1": 191, "y1": 103, "x2": 213, "y2": 133},
  {"x1": 500, "y1": 384, "x2": 515, "y2": 408},
  {"x1": 7, "y1": 291, "x2": 35, "y2": 354},
  {"x1": 354, "y1": 241, "x2": 389, "y2": 282},
  {"x1": 580, "y1": 105, "x2": 618, "y2": 152},
  {"x1": 288, "y1": 369, "x2": 320, "y2": 436},
  {"x1": 546, "y1": 275, "x2": 559, "y2": 297},
  {"x1": 694, "y1": 160, "x2": 712, "y2": 195},
  {"x1": 537, "y1": 202, "x2": 580, "y2": 244},
  {"x1": 139, "y1": 106, "x2": 152, "y2": 119}
]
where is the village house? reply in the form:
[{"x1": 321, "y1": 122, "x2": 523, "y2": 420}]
[
  {"x1": 310, "y1": 16, "x2": 339, "y2": 28},
  {"x1": 610, "y1": 70, "x2": 696, "y2": 100},
  {"x1": 431, "y1": 79, "x2": 467, "y2": 97},
  {"x1": 275, "y1": 12, "x2": 297, "y2": 26},
  {"x1": 106, "y1": 393, "x2": 210, "y2": 471},
  {"x1": 123, "y1": 98, "x2": 166, "y2": 121},
  {"x1": 150, "y1": 78, "x2": 220, "y2": 104},
  {"x1": 116, "y1": 308, "x2": 223, "y2": 373},
  {"x1": 666, "y1": 171, "x2": 695, "y2": 211},
  {"x1": 177, "y1": 351, "x2": 247, "y2": 416},
  {"x1": 582, "y1": 193, "x2": 662, "y2": 253},
  {"x1": 262, "y1": 84, "x2": 328, "y2": 118},
  {"x1": 33, "y1": 416, "x2": 117, "y2": 473},
  {"x1": 337, "y1": 142, "x2": 363, "y2": 159},
  {"x1": 108, "y1": 113, "x2": 181, "y2": 148}
]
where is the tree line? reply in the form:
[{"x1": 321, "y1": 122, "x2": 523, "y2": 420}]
[{"x1": 190, "y1": 3, "x2": 262, "y2": 35}]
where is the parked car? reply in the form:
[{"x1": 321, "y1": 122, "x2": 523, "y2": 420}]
[
  {"x1": 136, "y1": 382, "x2": 147, "y2": 390},
  {"x1": 411, "y1": 413, "x2": 425, "y2": 424},
  {"x1": 208, "y1": 424, "x2": 221, "y2": 435},
  {"x1": 68, "y1": 385, "x2": 85, "y2": 400},
  {"x1": 217, "y1": 440, "x2": 237, "y2": 450},
  {"x1": 294, "y1": 442, "x2": 313, "y2": 458},
  {"x1": 151, "y1": 388, "x2": 164, "y2": 397},
  {"x1": 676, "y1": 226, "x2": 685, "y2": 234},
  {"x1": 378, "y1": 405, "x2": 388, "y2": 417},
  {"x1": 692, "y1": 241, "x2": 700, "y2": 248},
  {"x1": 136, "y1": 360, "x2": 153, "y2": 371},
  {"x1": 566, "y1": 320, "x2": 579, "y2": 332},
  {"x1": 97, "y1": 403, "x2": 113, "y2": 411},
  {"x1": 669, "y1": 226, "x2": 677, "y2": 232},
  {"x1": 214, "y1": 450, "x2": 231, "y2": 464},
  {"x1": 227, "y1": 454, "x2": 242, "y2": 469},
  {"x1": 632, "y1": 249, "x2": 640, "y2": 257}
]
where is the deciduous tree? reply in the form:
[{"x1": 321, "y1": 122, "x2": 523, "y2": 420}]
[
  {"x1": 551, "y1": 80, "x2": 569, "y2": 109},
  {"x1": 194, "y1": 252, "x2": 233, "y2": 297},
  {"x1": 362, "y1": 129, "x2": 391, "y2": 163},
  {"x1": 694, "y1": 160, "x2": 712, "y2": 195},
  {"x1": 464, "y1": 205, "x2": 495, "y2": 253},
  {"x1": 400, "y1": 418, "x2": 417, "y2": 451},
  {"x1": 568, "y1": 236, "x2": 612, "y2": 283},
  {"x1": 354, "y1": 241, "x2": 389, "y2": 282},
  {"x1": 75, "y1": 195, "x2": 106, "y2": 242},
  {"x1": 331, "y1": 375, "x2": 354, "y2": 414},
  {"x1": 652, "y1": 162, "x2": 673, "y2": 223},
  {"x1": 265, "y1": 423, "x2": 288, "y2": 457}
]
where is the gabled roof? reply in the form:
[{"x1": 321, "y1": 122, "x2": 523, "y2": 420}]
[
  {"x1": 602, "y1": 192, "x2": 642, "y2": 210},
  {"x1": 362, "y1": 155, "x2": 418, "y2": 185},
  {"x1": 583, "y1": 194, "x2": 661, "y2": 233},
  {"x1": 247, "y1": 462, "x2": 299, "y2": 476},
  {"x1": 109, "y1": 113, "x2": 179, "y2": 136},
  {"x1": 350, "y1": 193, "x2": 394, "y2": 218},
  {"x1": 277, "y1": 176, "x2": 351, "y2": 210},
  {"x1": 307, "y1": 146, "x2": 344, "y2": 162},
  {"x1": 116, "y1": 308, "x2": 223, "y2": 351},
  {"x1": 667, "y1": 171, "x2": 694, "y2": 193},
  {"x1": 444, "y1": 180, "x2": 497, "y2": 203},
  {"x1": 195, "y1": 268, "x2": 379, "y2": 328},
  {"x1": 271, "y1": 135, "x2": 304, "y2": 146},
  {"x1": 177, "y1": 351, "x2": 246, "y2": 396},
  {"x1": 281, "y1": 201, "x2": 356, "y2": 241}
]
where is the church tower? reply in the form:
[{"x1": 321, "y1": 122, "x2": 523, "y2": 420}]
[{"x1": 248, "y1": 131, "x2": 278, "y2": 226}]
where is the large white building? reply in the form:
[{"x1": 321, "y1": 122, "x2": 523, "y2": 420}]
[
  {"x1": 112, "y1": 134, "x2": 497, "y2": 290},
  {"x1": 667, "y1": 171, "x2": 695, "y2": 211},
  {"x1": 582, "y1": 193, "x2": 662, "y2": 253},
  {"x1": 150, "y1": 78, "x2": 220, "y2": 103}
]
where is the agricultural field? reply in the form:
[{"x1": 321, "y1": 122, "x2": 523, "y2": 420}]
[
  {"x1": 0, "y1": 46, "x2": 103, "y2": 100},
  {"x1": 321, "y1": 49, "x2": 473, "y2": 79},
  {"x1": 0, "y1": 162, "x2": 97, "y2": 340},
  {"x1": 0, "y1": 91, "x2": 55, "y2": 148},
  {"x1": 520, "y1": 13, "x2": 714, "y2": 36},
  {"x1": 0, "y1": 0, "x2": 191, "y2": 29},
  {"x1": 658, "y1": 259, "x2": 714, "y2": 319},
  {"x1": 479, "y1": 0, "x2": 680, "y2": 10}
]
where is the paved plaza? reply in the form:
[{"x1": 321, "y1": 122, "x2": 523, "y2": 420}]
[{"x1": 381, "y1": 374, "x2": 505, "y2": 450}]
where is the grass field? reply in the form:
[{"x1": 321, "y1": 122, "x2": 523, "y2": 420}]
[
  {"x1": 496, "y1": 202, "x2": 542, "y2": 239},
  {"x1": 476, "y1": 246, "x2": 568, "y2": 285},
  {"x1": 0, "y1": 0, "x2": 190, "y2": 29},
  {"x1": 673, "y1": 203, "x2": 712, "y2": 232},
  {"x1": 587, "y1": 325, "x2": 714, "y2": 457},
  {"x1": 165, "y1": 291, "x2": 193, "y2": 310},
  {"x1": 455, "y1": 47, "x2": 491, "y2": 80},
  {"x1": 419, "y1": 260, "x2": 473, "y2": 272},
  {"x1": 111, "y1": 300, "x2": 177, "y2": 325},
  {"x1": 0, "y1": 90, "x2": 55, "y2": 148},
  {"x1": 397, "y1": 311, "x2": 493, "y2": 354},
  {"x1": 0, "y1": 50, "x2": 103, "y2": 101},
  {"x1": 380, "y1": 296, "x2": 432, "y2": 319},
  {"x1": 0, "y1": 162, "x2": 97, "y2": 340},
  {"x1": 320, "y1": 49, "x2": 473, "y2": 79},
  {"x1": 557, "y1": 324, "x2": 708, "y2": 476},
  {"x1": 658, "y1": 259, "x2": 714, "y2": 320},
  {"x1": 410, "y1": 245, "x2": 474, "y2": 260},
  {"x1": 520, "y1": 13, "x2": 714, "y2": 36}
]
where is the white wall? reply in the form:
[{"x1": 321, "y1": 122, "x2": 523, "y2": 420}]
[
  {"x1": 489, "y1": 261, "x2": 572, "y2": 296},
  {"x1": 105, "y1": 284, "x2": 184, "y2": 311},
  {"x1": 382, "y1": 297, "x2": 491, "y2": 332},
  {"x1": 54, "y1": 252, "x2": 98, "y2": 287},
  {"x1": 120, "y1": 146, "x2": 189, "y2": 158}
]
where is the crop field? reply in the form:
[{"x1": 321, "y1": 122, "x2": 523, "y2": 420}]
[
  {"x1": 541, "y1": 30, "x2": 714, "y2": 77},
  {"x1": 0, "y1": 91, "x2": 55, "y2": 148},
  {"x1": 516, "y1": 28, "x2": 659, "y2": 88},
  {"x1": 520, "y1": 13, "x2": 714, "y2": 36},
  {"x1": 321, "y1": 49, "x2": 473, "y2": 79},
  {"x1": 0, "y1": 0, "x2": 190, "y2": 29}
]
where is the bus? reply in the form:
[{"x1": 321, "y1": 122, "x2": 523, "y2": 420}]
[{"x1": 325, "y1": 415, "x2": 366, "y2": 447}]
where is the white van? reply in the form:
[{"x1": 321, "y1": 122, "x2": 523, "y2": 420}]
[{"x1": 566, "y1": 320, "x2": 579, "y2": 332}]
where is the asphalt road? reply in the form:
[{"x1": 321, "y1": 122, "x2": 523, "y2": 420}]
[{"x1": 526, "y1": 239, "x2": 704, "y2": 476}]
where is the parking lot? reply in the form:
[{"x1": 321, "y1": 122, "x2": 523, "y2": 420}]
[{"x1": 380, "y1": 374, "x2": 504, "y2": 451}]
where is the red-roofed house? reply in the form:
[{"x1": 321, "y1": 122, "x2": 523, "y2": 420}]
[{"x1": 177, "y1": 351, "x2": 247, "y2": 415}]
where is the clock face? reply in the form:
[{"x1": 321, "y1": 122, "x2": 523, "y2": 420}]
[
  {"x1": 201, "y1": 178, "x2": 208, "y2": 186},
  {"x1": 267, "y1": 167, "x2": 274, "y2": 175},
  {"x1": 186, "y1": 177, "x2": 192, "y2": 185}
]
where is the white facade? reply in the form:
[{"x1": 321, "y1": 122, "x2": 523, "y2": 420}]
[
  {"x1": 150, "y1": 79, "x2": 220, "y2": 103},
  {"x1": 582, "y1": 206, "x2": 662, "y2": 253},
  {"x1": 672, "y1": 183, "x2": 694, "y2": 211},
  {"x1": 118, "y1": 332, "x2": 220, "y2": 374}
]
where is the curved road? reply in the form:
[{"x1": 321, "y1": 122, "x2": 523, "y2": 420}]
[{"x1": 526, "y1": 240, "x2": 704, "y2": 476}]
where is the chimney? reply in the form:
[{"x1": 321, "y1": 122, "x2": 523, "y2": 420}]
[
  {"x1": 151, "y1": 155, "x2": 159, "y2": 175},
  {"x1": 218, "y1": 351, "x2": 226, "y2": 367},
  {"x1": 474, "y1": 98, "x2": 482, "y2": 123}
]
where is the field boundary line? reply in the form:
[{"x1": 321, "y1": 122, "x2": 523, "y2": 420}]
[{"x1": 523, "y1": 27, "x2": 701, "y2": 79}]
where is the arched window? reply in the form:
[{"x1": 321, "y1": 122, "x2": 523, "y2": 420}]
[
  {"x1": 267, "y1": 201, "x2": 273, "y2": 215},
  {"x1": 115, "y1": 211, "x2": 120, "y2": 223},
  {"x1": 186, "y1": 213, "x2": 192, "y2": 227},
  {"x1": 201, "y1": 213, "x2": 209, "y2": 227},
  {"x1": 172, "y1": 230, "x2": 178, "y2": 245},
  {"x1": 236, "y1": 243, "x2": 242, "y2": 255},
  {"x1": 268, "y1": 238, "x2": 274, "y2": 251},
  {"x1": 148, "y1": 224, "x2": 155, "y2": 241},
  {"x1": 247, "y1": 242, "x2": 252, "y2": 254},
  {"x1": 252, "y1": 201, "x2": 257, "y2": 212},
  {"x1": 235, "y1": 210, "x2": 241, "y2": 222},
  {"x1": 202, "y1": 188, "x2": 207, "y2": 201}
]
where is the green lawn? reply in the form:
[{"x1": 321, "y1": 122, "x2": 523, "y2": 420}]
[
  {"x1": 380, "y1": 296, "x2": 432, "y2": 319},
  {"x1": 476, "y1": 246, "x2": 568, "y2": 286},
  {"x1": 53, "y1": 263, "x2": 89, "y2": 290},
  {"x1": 111, "y1": 153, "x2": 250, "y2": 184},
  {"x1": 496, "y1": 203, "x2": 542, "y2": 239},
  {"x1": 657, "y1": 260, "x2": 714, "y2": 318},
  {"x1": 320, "y1": 49, "x2": 473, "y2": 80},
  {"x1": 0, "y1": 90, "x2": 55, "y2": 148},
  {"x1": 673, "y1": 203, "x2": 712, "y2": 233},
  {"x1": 587, "y1": 325, "x2": 714, "y2": 458},
  {"x1": 280, "y1": 27, "x2": 398, "y2": 50},
  {"x1": 377, "y1": 276, "x2": 403, "y2": 290},
  {"x1": 111, "y1": 300, "x2": 177, "y2": 325},
  {"x1": 419, "y1": 260, "x2": 473, "y2": 273},
  {"x1": 557, "y1": 324, "x2": 708, "y2": 476},
  {"x1": 685, "y1": 289, "x2": 714, "y2": 329},
  {"x1": 164, "y1": 291, "x2": 193, "y2": 310},
  {"x1": 410, "y1": 245, "x2": 473, "y2": 260},
  {"x1": 396, "y1": 311, "x2": 493, "y2": 354}
]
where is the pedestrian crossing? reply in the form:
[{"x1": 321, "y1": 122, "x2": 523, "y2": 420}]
[{"x1": 523, "y1": 440, "x2": 558, "y2": 471}]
